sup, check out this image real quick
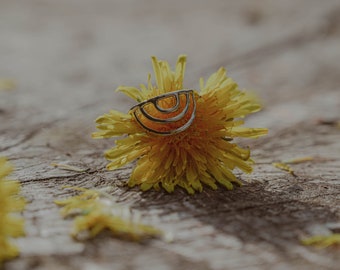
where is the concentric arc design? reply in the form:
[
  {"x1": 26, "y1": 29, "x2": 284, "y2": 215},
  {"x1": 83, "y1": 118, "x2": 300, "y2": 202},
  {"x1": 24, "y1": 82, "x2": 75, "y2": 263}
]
[{"x1": 130, "y1": 89, "x2": 197, "y2": 135}]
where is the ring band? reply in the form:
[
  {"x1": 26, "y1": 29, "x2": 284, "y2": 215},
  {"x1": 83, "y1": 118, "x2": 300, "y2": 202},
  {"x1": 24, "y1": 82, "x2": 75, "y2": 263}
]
[{"x1": 130, "y1": 89, "x2": 197, "y2": 135}]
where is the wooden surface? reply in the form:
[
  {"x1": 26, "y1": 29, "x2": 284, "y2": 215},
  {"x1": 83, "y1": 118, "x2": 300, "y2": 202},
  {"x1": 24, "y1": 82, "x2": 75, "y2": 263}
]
[{"x1": 1, "y1": 0, "x2": 340, "y2": 269}]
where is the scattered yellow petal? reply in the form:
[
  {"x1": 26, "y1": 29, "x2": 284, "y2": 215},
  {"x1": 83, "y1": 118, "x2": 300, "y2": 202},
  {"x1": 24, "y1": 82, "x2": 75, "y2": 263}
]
[
  {"x1": 93, "y1": 55, "x2": 267, "y2": 193},
  {"x1": 283, "y1": 156, "x2": 314, "y2": 164},
  {"x1": 272, "y1": 162, "x2": 296, "y2": 176},
  {"x1": 301, "y1": 234, "x2": 340, "y2": 248},
  {"x1": 0, "y1": 79, "x2": 16, "y2": 91},
  {"x1": 50, "y1": 163, "x2": 88, "y2": 172},
  {"x1": 0, "y1": 157, "x2": 26, "y2": 264},
  {"x1": 55, "y1": 187, "x2": 163, "y2": 241},
  {"x1": 273, "y1": 156, "x2": 327, "y2": 176}
]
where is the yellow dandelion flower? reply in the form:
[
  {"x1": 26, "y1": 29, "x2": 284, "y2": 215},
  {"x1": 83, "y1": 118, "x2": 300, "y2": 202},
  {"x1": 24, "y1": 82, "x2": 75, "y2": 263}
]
[
  {"x1": 0, "y1": 158, "x2": 25, "y2": 264},
  {"x1": 55, "y1": 187, "x2": 162, "y2": 241},
  {"x1": 93, "y1": 55, "x2": 267, "y2": 194}
]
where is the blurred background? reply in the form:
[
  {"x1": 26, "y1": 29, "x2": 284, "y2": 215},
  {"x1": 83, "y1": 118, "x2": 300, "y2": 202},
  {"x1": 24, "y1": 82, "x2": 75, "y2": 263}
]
[{"x1": 1, "y1": 0, "x2": 339, "y2": 130}]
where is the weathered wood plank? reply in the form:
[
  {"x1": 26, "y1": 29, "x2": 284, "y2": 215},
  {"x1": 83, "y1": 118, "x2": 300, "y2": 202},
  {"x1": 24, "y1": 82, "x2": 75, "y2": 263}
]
[{"x1": 1, "y1": 0, "x2": 339, "y2": 269}]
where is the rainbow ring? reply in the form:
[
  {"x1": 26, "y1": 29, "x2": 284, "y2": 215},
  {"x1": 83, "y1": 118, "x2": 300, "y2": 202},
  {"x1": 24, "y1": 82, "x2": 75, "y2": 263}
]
[{"x1": 129, "y1": 90, "x2": 197, "y2": 135}]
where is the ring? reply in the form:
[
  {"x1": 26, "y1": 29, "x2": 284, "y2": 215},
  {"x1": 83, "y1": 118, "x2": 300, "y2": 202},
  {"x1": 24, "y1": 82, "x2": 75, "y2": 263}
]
[{"x1": 129, "y1": 89, "x2": 197, "y2": 135}]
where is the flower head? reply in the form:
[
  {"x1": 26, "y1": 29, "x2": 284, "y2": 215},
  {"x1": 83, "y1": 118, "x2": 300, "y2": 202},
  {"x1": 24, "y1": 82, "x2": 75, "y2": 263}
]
[
  {"x1": 93, "y1": 55, "x2": 267, "y2": 194},
  {"x1": 0, "y1": 158, "x2": 25, "y2": 264}
]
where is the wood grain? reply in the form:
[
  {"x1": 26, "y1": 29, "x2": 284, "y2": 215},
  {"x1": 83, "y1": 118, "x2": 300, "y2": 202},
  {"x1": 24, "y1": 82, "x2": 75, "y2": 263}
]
[{"x1": 1, "y1": 0, "x2": 339, "y2": 269}]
